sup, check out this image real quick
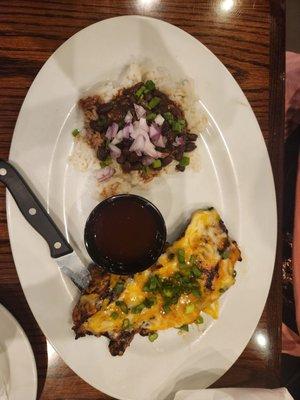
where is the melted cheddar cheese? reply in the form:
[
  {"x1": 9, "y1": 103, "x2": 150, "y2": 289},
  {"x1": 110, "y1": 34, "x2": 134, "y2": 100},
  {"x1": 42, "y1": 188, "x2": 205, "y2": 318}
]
[{"x1": 74, "y1": 208, "x2": 241, "y2": 339}]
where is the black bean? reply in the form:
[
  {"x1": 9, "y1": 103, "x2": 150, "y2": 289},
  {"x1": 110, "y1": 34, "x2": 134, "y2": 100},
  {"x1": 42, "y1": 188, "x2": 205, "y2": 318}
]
[
  {"x1": 144, "y1": 93, "x2": 152, "y2": 102},
  {"x1": 117, "y1": 141, "x2": 126, "y2": 150},
  {"x1": 186, "y1": 133, "x2": 198, "y2": 141},
  {"x1": 122, "y1": 162, "x2": 132, "y2": 173},
  {"x1": 161, "y1": 156, "x2": 173, "y2": 166},
  {"x1": 176, "y1": 164, "x2": 186, "y2": 172},
  {"x1": 156, "y1": 147, "x2": 167, "y2": 152},
  {"x1": 116, "y1": 154, "x2": 126, "y2": 164},
  {"x1": 128, "y1": 152, "x2": 140, "y2": 163},
  {"x1": 97, "y1": 102, "x2": 113, "y2": 114},
  {"x1": 185, "y1": 142, "x2": 197, "y2": 152},
  {"x1": 165, "y1": 130, "x2": 175, "y2": 143},
  {"x1": 122, "y1": 150, "x2": 131, "y2": 160},
  {"x1": 118, "y1": 99, "x2": 131, "y2": 109},
  {"x1": 131, "y1": 162, "x2": 143, "y2": 170},
  {"x1": 97, "y1": 145, "x2": 109, "y2": 161},
  {"x1": 118, "y1": 120, "x2": 125, "y2": 130},
  {"x1": 174, "y1": 149, "x2": 184, "y2": 161},
  {"x1": 90, "y1": 120, "x2": 101, "y2": 132},
  {"x1": 123, "y1": 138, "x2": 132, "y2": 146},
  {"x1": 161, "y1": 121, "x2": 170, "y2": 134},
  {"x1": 121, "y1": 142, "x2": 132, "y2": 152},
  {"x1": 162, "y1": 147, "x2": 171, "y2": 153}
]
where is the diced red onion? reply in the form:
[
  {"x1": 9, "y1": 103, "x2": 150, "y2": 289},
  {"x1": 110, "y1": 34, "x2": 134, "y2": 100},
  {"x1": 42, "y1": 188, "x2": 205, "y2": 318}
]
[
  {"x1": 149, "y1": 123, "x2": 165, "y2": 148},
  {"x1": 95, "y1": 166, "x2": 115, "y2": 182},
  {"x1": 143, "y1": 139, "x2": 164, "y2": 158},
  {"x1": 124, "y1": 110, "x2": 133, "y2": 123},
  {"x1": 134, "y1": 104, "x2": 146, "y2": 119},
  {"x1": 111, "y1": 131, "x2": 123, "y2": 145},
  {"x1": 154, "y1": 114, "x2": 165, "y2": 126},
  {"x1": 129, "y1": 119, "x2": 164, "y2": 159},
  {"x1": 149, "y1": 123, "x2": 161, "y2": 140},
  {"x1": 131, "y1": 121, "x2": 139, "y2": 139},
  {"x1": 129, "y1": 134, "x2": 145, "y2": 156},
  {"x1": 153, "y1": 135, "x2": 166, "y2": 148},
  {"x1": 131, "y1": 119, "x2": 149, "y2": 139},
  {"x1": 109, "y1": 143, "x2": 121, "y2": 159},
  {"x1": 139, "y1": 117, "x2": 149, "y2": 133},
  {"x1": 105, "y1": 122, "x2": 118, "y2": 140},
  {"x1": 142, "y1": 156, "x2": 155, "y2": 166},
  {"x1": 173, "y1": 136, "x2": 185, "y2": 147},
  {"x1": 122, "y1": 123, "x2": 133, "y2": 138}
]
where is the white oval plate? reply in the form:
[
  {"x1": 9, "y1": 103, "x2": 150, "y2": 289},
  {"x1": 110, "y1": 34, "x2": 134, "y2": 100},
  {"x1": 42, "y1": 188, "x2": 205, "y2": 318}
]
[
  {"x1": 0, "y1": 304, "x2": 37, "y2": 400},
  {"x1": 7, "y1": 16, "x2": 276, "y2": 400}
]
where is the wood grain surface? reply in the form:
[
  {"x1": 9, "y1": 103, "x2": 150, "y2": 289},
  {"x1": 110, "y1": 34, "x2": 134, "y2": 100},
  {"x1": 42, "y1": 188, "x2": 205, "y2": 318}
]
[{"x1": 0, "y1": 0, "x2": 285, "y2": 399}]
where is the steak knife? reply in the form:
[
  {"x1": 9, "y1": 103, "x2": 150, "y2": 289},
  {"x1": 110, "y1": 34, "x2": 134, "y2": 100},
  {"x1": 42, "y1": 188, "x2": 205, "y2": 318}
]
[{"x1": 0, "y1": 159, "x2": 90, "y2": 291}]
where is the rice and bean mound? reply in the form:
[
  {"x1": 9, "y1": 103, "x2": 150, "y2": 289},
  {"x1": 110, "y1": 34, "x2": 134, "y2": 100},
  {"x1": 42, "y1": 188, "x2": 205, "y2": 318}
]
[{"x1": 70, "y1": 64, "x2": 206, "y2": 198}]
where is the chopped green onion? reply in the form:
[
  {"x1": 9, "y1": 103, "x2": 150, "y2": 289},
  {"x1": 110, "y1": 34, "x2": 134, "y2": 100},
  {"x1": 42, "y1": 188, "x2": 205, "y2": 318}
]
[
  {"x1": 151, "y1": 159, "x2": 162, "y2": 169},
  {"x1": 72, "y1": 128, "x2": 80, "y2": 137},
  {"x1": 147, "y1": 96, "x2": 161, "y2": 110},
  {"x1": 110, "y1": 311, "x2": 119, "y2": 320},
  {"x1": 113, "y1": 281, "x2": 125, "y2": 296},
  {"x1": 149, "y1": 275, "x2": 159, "y2": 290},
  {"x1": 179, "y1": 266, "x2": 191, "y2": 278},
  {"x1": 177, "y1": 249, "x2": 185, "y2": 264},
  {"x1": 144, "y1": 275, "x2": 158, "y2": 292},
  {"x1": 185, "y1": 304, "x2": 195, "y2": 314},
  {"x1": 221, "y1": 250, "x2": 230, "y2": 259},
  {"x1": 163, "y1": 302, "x2": 171, "y2": 313},
  {"x1": 145, "y1": 80, "x2": 155, "y2": 91},
  {"x1": 122, "y1": 318, "x2": 130, "y2": 329},
  {"x1": 144, "y1": 297, "x2": 156, "y2": 308},
  {"x1": 192, "y1": 288, "x2": 201, "y2": 297},
  {"x1": 135, "y1": 85, "x2": 146, "y2": 98},
  {"x1": 195, "y1": 315, "x2": 204, "y2": 324},
  {"x1": 192, "y1": 266, "x2": 201, "y2": 278},
  {"x1": 148, "y1": 332, "x2": 158, "y2": 342},
  {"x1": 171, "y1": 295, "x2": 180, "y2": 304},
  {"x1": 131, "y1": 303, "x2": 145, "y2": 314},
  {"x1": 189, "y1": 255, "x2": 197, "y2": 265},
  {"x1": 179, "y1": 324, "x2": 189, "y2": 332},
  {"x1": 163, "y1": 112, "x2": 174, "y2": 125},
  {"x1": 142, "y1": 165, "x2": 150, "y2": 175},
  {"x1": 116, "y1": 300, "x2": 128, "y2": 314},
  {"x1": 162, "y1": 286, "x2": 174, "y2": 298},
  {"x1": 146, "y1": 112, "x2": 157, "y2": 122},
  {"x1": 182, "y1": 275, "x2": 191, "y2": 285},
  {"x1": 219, "y1": 287, "x2": 228, "y2": 293},
  {"x1": 179, "y1": 156, "x2": 190, "y2": 167},
  {"x1": 172, "y1": 119, "x2": 186, "y2": 132},
  {"x1": 100, "y1": 157, "x2": 112, "y2": 168}
]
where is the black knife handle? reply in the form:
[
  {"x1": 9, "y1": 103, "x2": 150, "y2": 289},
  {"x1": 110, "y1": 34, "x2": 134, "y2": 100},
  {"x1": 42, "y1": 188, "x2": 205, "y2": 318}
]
[{"x1": 0, "y1": 159, "x2": 73, "y2": 258}]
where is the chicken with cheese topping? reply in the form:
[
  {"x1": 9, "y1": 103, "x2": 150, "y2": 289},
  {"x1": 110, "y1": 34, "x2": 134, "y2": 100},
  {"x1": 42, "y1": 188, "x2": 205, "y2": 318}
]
[{"x1": 72, "y1": 208, "x2": 241, "y2": 356}]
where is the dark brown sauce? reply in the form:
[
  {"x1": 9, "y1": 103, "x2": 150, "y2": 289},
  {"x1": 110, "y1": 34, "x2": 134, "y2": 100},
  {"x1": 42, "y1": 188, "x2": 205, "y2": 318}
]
[{"x1": 85, "y1": 195, "x2": 166, "y2": 274}]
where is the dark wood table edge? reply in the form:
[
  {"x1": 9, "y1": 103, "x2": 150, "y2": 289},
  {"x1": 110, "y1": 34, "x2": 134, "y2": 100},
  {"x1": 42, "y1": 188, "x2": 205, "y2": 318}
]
[{"x1": 267, "y1": 0, "x2": 285, "y2": 385}]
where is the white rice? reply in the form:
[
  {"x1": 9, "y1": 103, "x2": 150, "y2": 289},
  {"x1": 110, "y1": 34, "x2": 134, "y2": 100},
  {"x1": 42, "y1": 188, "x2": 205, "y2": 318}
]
[{"x1": 70, "y1": 62, "x2": 206, "y2": 199}]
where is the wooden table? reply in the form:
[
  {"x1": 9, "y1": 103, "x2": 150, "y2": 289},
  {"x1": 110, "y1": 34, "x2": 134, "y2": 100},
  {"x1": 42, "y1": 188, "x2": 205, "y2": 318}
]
[{"x1": 0, "y1": 1, "x2": 284, "y2": 398}]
